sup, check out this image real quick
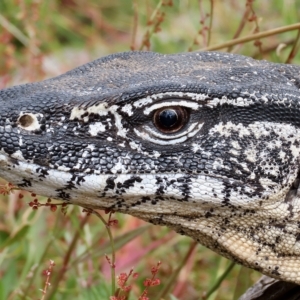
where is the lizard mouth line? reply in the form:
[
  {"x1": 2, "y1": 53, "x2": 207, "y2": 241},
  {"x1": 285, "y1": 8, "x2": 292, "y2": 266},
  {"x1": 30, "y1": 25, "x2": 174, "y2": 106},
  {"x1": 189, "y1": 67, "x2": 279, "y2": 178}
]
[
  {"x1": 0, "y1": 150, "x2": 284, "y2": 210},
  {"x1": 0, "y1": 149, "x2": 282, "y2": 190}
]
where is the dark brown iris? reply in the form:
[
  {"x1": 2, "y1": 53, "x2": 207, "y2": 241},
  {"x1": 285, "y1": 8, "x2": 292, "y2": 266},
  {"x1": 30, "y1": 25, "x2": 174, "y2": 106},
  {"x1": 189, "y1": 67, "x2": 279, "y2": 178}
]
[{"x1": 153, "y1": 106, "x2": 188, "y2": 133}]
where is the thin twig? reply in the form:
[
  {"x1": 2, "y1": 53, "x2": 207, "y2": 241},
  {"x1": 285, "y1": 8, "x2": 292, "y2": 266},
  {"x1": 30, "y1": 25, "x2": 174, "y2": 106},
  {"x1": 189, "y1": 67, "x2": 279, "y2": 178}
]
[
  {"x1": 285, "y1": 29, "x2": 300, "y2": 64},
  {"x1": 198, "y1": 0, "x2": 207, "y2": 47},
  {"x1": 148, "y1": 0, "x2": 163, "y2": 23},
  {"x1": 0, "y1": 14, "x2": 40, "y2": 55},
  {"x1": 139, "y1": 0, "x2": 164, "y2": 50},
  {"x1": 21, "y1": 216, "x2": 60, "y2": 300},
  {"x1": 88, "y1": 209, "x2": 116, "y2": 295},
  {"x1": 45, "y1": 214, "x2": 90, "y2": 300},
  {"x1": 130, "y1": 0, "x2": 139, "y2": 50},
  {"x1": 153, "y1": 240, "x2": 198, "y2": 300},
  {"x1": 252, "y1": 38, "x2": 295, "y2": 59},
  {"x1": 40, "y1": 260, "x2": 55, "y2": 300},
  {"x1": 248, "y1": 0, "x2": 263, "y2": 56},
  {"x1": 204, "y1": 261, "x2": 236, "y2": 299},
  {"x1": 206, "y1": 0, "x2": 214, "y2": 47},
  {"x1": 227, "y1": 5, "x2": 251, "y2": 52},
  {"x1": 199, "y1": 23, "x2": 300, "y2": 51}
]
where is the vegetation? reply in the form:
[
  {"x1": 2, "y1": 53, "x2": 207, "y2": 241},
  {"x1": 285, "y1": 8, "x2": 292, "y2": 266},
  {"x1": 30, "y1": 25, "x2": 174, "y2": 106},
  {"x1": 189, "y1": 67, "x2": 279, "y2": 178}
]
[{"x1": 0, "y1": 1, "x2": 299, "y2": 299}]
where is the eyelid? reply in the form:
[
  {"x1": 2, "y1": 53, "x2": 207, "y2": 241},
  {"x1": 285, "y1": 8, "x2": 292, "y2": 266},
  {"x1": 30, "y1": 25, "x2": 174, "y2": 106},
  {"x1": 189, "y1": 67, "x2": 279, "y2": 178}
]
[
  {"x1": 143, "y1": 100, "x2": 199, "y2": 115},
  {"x1": 132, "y1": 91, "x2": 210, "y2": 110},
  {"x1": 144, "y1": 122, "x2": 198, "y2": 140},
  {"x1": 134, "y1": 123, "x2": 204, "y2": 145}
]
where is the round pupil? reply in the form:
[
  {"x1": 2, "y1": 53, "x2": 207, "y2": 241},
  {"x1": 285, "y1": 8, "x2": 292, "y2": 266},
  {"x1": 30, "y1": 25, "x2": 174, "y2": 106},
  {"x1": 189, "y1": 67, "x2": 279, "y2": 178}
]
[{"x1": 159, "y1": 109, "x2": 178, "y2": 128}]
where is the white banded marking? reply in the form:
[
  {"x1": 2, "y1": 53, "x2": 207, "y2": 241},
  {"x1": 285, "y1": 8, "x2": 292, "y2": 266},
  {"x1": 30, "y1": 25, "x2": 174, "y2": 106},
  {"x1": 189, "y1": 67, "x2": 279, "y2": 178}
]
[
  {"x1": 144, "y1": 100, "x2": 199, "y2": 115},
  {"x1": 133, "y1": 92, "x2": 209, "y2": 109},
  {"x1": 89, "y1": 122, "x2": 106, "y2": 136},
  {"x1": 70, "y1": 104, "x2": 128, "y2": 138}
]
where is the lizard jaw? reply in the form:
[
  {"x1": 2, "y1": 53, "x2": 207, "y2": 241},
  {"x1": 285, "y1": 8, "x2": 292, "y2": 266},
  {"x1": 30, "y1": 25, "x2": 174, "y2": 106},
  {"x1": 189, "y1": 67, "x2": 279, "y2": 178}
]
[{"x1": 2, "y1": 148, "x2": 300, "y2": 284}]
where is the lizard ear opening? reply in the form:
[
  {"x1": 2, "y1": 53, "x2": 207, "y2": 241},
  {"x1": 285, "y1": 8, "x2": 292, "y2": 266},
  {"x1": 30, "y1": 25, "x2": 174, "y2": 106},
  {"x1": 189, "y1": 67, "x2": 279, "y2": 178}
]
[{"x1": 18, "y1": 114, "x2": 34, "y2": 128}]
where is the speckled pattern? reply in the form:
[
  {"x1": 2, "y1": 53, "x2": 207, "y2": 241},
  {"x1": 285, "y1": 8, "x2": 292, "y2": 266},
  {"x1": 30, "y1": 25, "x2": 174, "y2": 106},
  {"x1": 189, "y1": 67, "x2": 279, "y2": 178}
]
[{"x1": 1, "y1": 51, "x2": 300, "y2": 283}]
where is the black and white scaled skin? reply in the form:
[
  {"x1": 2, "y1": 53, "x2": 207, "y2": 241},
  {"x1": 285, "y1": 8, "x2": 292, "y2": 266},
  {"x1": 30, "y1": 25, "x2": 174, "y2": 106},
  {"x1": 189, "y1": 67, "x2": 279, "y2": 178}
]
[{"x1": 1, "y1": 51, "x2": 300, "y2": 284}]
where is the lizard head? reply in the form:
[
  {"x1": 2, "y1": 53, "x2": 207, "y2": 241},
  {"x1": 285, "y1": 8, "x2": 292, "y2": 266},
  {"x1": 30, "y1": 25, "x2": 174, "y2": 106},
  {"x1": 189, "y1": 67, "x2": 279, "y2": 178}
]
[{"x1": 1, "y1": 51, "x2": 300, "y2": 283}]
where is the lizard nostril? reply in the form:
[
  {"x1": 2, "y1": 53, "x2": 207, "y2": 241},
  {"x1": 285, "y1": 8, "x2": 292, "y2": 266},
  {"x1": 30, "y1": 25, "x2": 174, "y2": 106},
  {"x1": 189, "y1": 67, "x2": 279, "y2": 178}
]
[
  {"x1": 17, "y1": 112, "x2": 44, "y2": 132},
  {"x1": 18, "y1": 114, "x2": 34, "y2": 128}
]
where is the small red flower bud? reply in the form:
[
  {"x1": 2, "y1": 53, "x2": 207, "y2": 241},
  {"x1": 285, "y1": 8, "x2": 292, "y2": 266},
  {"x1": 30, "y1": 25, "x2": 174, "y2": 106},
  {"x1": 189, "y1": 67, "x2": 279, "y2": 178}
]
[{"x1": 50, "y1": 204, "x2": 57, "y2": 212}]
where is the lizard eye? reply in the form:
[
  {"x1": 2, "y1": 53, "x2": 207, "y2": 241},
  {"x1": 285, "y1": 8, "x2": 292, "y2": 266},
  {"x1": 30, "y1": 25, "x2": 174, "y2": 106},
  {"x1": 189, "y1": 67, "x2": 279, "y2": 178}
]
[
  {"x1": 134, "y1": 98, "x2": 202, "y2": 145},
  {"x1": 153, "y1": 106, "x2": 188, "y2": 133}
]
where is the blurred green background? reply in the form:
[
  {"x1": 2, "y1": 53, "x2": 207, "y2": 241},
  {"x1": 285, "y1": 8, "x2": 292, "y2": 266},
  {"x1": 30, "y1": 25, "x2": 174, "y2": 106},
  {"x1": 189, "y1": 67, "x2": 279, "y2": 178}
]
[
  {"x1": 0, "y1": 1, "x2": 300, "y2": 300},
  {"x1": 1, "y1": 0, "x2": 300, "y2": 87}
]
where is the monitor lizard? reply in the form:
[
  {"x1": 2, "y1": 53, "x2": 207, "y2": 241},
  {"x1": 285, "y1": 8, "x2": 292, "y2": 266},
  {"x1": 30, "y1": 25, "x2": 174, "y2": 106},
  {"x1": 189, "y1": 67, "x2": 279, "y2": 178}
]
[{"x1": 1, "y1": 51, "x2": 300, "y2": 285}]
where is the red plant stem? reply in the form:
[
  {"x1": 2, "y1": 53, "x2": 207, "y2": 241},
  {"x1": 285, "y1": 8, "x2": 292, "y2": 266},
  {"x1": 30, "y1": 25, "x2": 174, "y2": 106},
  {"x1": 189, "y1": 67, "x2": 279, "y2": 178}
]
[
  {"x1": 40, "y1": 260, "x2": 55, "y2": 300},
  {"x1": 90, "y1": 209, "x2": 117, "y2": 294},
  {"x1": 285, "y1": 29, "x2": 300, "y2": 64},
  {"x1": 45, "y1": 214, "x2": 90, "y2": 300}
]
